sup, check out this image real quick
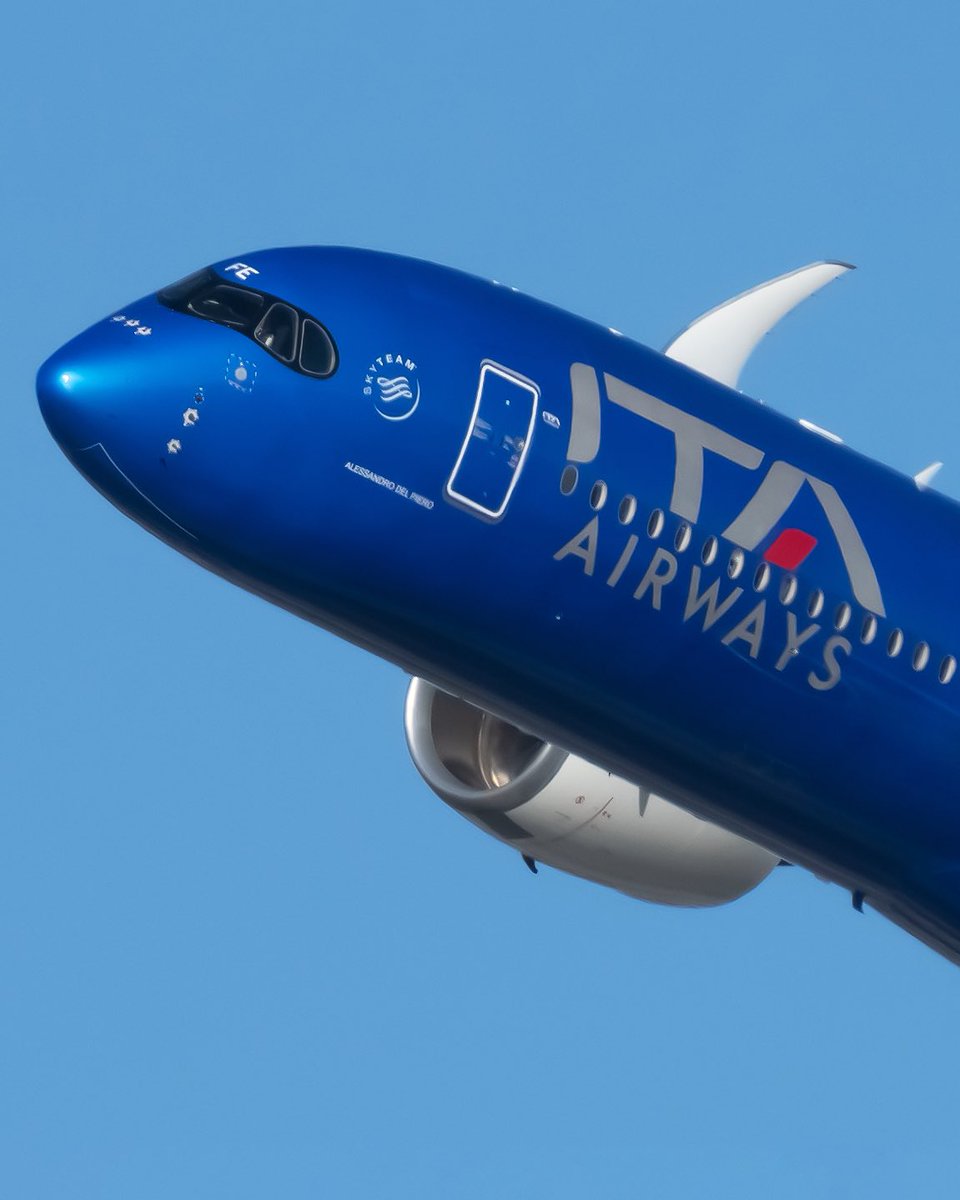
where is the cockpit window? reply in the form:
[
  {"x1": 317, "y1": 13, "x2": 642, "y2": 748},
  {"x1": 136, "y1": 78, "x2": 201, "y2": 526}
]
[
  {"x1": 189, "y1": 285, "x2": 264, "y2": 328},
  {"x1": 255, "y1": 303, "x2": 299, "y2": 362},
  {"x1": 299, "y1": 319, "x2": 337, "y2": 378},
  {"x1": 157, "y1": 267, "x2": 214, "y2": 306},
  {"x1": 157, "y1": 266, "x2": 338, "y2": 379}
]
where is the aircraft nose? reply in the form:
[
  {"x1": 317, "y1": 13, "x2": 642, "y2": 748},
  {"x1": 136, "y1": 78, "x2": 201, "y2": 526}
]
[{"x1": 37, "y1": 348, "x2": 107, "y2": 452}]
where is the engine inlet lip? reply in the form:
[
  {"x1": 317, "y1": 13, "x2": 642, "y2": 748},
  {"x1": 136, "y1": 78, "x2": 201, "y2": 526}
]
[{"x1": 404, "y1": 677, "x2": 568, "y2": 813}]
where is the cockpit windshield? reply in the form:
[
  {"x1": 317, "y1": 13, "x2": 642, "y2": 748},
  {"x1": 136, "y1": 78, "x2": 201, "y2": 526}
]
[
  {"x1": 254, "y1": 302, "x2": 299, "y2": 362},
  {"x1": 157, "y1": 267, "x2": 338, "y2": 378},
  {"x1": 190, "y1": 284, "x2": 264, "y2": 328}
]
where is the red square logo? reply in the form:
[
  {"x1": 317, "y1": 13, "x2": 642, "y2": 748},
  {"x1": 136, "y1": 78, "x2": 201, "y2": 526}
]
[{"x1": 763, "y1": 529, "x2": 817, "y2": 570}]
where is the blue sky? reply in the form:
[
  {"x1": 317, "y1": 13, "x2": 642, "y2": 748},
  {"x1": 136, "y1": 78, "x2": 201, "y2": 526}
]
[{"x1": 4, "y1": 2, "x2": 960, "y2": 1195}]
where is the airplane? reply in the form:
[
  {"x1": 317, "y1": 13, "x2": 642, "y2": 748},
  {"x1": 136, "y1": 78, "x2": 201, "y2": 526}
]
[{"x1": 36, "y1": 248, "x2": 960, "y2": 965}]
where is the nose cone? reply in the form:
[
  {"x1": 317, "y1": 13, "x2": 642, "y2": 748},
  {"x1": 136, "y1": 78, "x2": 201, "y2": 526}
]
[
  {"x1": 37, "y1": 337, "x2": 198, "y2": 544},
  {"x1": 37, "y1": 347, "x2": 103, "y2": 453}
]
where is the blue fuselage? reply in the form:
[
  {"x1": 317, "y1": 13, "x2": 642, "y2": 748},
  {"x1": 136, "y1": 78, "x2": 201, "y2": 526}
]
[{"x1": 37, "y1": 247, "x2": 960, "y2": 961}]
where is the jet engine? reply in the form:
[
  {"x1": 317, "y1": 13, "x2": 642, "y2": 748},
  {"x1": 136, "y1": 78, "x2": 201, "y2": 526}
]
[{"x1": 404, "y1": 678, "x2": 778, "y2": 907}]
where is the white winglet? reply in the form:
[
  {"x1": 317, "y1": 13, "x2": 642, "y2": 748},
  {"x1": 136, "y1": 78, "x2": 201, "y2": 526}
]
[
  {"x1": 914, "y1": 462, "x2": 943, "y2": 490},
  {"x1": 664, "y1": 261, "x2": 854, "y2": 389}
]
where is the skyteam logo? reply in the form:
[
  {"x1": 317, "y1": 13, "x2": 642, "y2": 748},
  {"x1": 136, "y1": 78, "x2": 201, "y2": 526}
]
[{"x1": 364, "y1": 353, "x2": 420, "y2": 421}]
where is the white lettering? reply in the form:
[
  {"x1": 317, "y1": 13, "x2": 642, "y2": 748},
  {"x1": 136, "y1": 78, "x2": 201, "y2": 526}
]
[{"x1": 224, "y1": 262, "x2": 259, "y2": 282}]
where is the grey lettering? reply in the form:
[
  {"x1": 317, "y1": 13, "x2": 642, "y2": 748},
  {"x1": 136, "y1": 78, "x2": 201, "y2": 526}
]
[
  {"x1": 604, "y1": 373, "x2": 763, "y2": 521},
  {"x1": 633, "y1": 548, "x2": 678, "y2": 609},
  {"x1": 606, "y1": 535, "x2": 639, "y2": 588},
  {"x1": 775, "y1": 611, "x2": 821, "y2": 671},
  {"x1": 722, "y1": 461, "x2": 885, "y2": 616},
  {"x1": 554, "y1": 517, "x2": 599, "y2": 576},
  {"x1": 567, "y1": 363, "x2": 602, "y2": 464},
  {"x1": 683, "y1": 566, "x2": 743, "y2": 631},
  {"x1": 808, "y1": 635, "x2": 851, "y2": 691},
  {"x1": 721, "y1": 600, "x2": 767, "y2": 658}
]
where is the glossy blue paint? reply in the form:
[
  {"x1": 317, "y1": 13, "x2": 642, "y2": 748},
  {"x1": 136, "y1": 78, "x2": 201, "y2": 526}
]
[{"x1": 37, "y1": 247, "x2": 960, "y2": 962}]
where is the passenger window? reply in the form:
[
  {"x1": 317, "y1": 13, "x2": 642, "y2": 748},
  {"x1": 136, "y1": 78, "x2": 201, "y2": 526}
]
[
  {"x1": 560, "y1": 465, "x2": 578, "y2": 495},
  {"x1": 255, "y1": 303, "x2": 299, "y2": 362},
  {"x1": 589, "y1": 481, "x2": 608, "y2": 511},
  {"x1": 779, "y1": 575, "x2": 797, "y2": 605},
  {"x1": 299, "y1": 319, "x2": 337, "y2": 377}
]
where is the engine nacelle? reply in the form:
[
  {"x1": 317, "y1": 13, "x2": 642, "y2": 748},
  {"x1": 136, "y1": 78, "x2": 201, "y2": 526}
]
[{"x1": 404, "y1": 678, "x2": 778, "y2": 907}]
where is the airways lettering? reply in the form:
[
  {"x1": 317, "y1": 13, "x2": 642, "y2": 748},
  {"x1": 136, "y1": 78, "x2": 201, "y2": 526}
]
[
  {"x1": 554, "y1": 521, "x2": 849, "y2": 692},
  {"x1": 683, "y1": 567, "x2": 742, "y2": 632}
]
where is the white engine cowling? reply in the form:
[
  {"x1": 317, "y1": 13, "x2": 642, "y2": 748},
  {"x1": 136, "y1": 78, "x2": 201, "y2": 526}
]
[{"x1": 404, "y1": 678, "x2": 778, "y2": 907}]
